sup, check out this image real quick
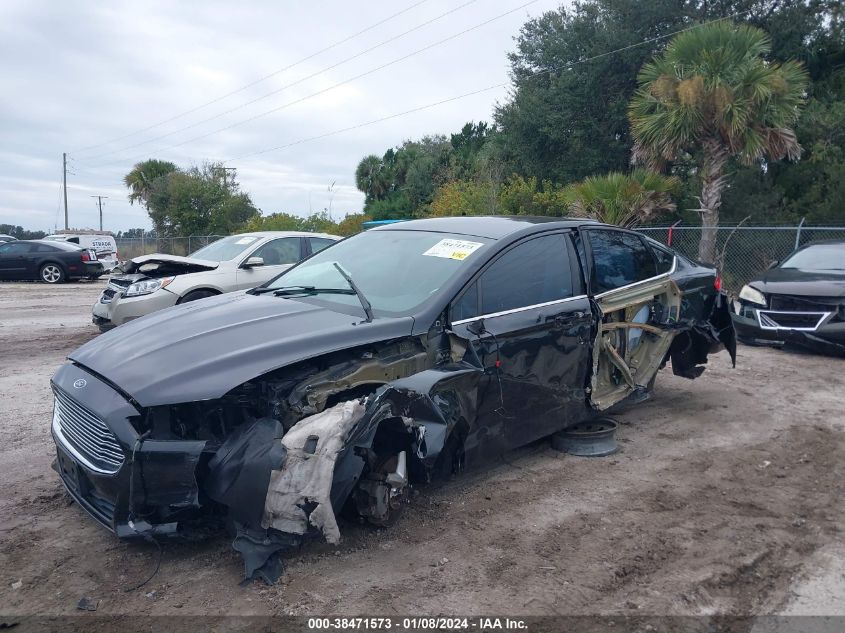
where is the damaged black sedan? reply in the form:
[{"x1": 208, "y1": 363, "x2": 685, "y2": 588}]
[
  {"x1": 732, "y1": 240, "x2": 845, "y2": 356},
  {"x1": 51, "y1": 217, "x2": 735, "y2": 582}
]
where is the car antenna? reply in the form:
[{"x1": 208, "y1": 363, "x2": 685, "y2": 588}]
[{"x1": 333, "y1": 262, "x2": 373, "y2": 323}]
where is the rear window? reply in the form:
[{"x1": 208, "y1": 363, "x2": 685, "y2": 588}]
[
  {"x1": 34, "y1": 240, "x2": 80, "y2": 252},
  {"x1": 647, "y1": 240, "x2": 675, "y2": 274},
  {"x1": 587, "y1": 229, "x2": 658, "y2": 294}
]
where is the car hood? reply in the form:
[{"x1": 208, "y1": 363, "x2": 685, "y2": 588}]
[
  {"x1": 750, "y1": 267, "x2": 845, "y2": 298},
  {"x1": 68, "y1": 292, "x2": 415, "y2": 408},
  {"x1": 117, "y1": 253, "x2": 219, "y2": 276}
]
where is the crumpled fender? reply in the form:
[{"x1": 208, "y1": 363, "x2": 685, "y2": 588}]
[{"x1": 670, "y1": 292, "x2": 736, "y2": 378}]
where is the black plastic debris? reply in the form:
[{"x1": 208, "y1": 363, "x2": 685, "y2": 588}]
[{"x1": 76, "y1": 597, "x2": 100, "y2": 611}]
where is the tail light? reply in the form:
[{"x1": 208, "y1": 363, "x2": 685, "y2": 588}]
[
  {"x1": 714, "y1": 275, "x2": 722, "y2": 292},
  {"x1": 81, "y1": 251, "x2": 90, "y2": 262}
]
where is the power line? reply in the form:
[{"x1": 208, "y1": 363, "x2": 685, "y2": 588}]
[
  {"x1": 227, "y1": 9, "x2": 754, "y2": 164},
  {"x1": 85, "y1": 0, "x2": 543, "y2": 169},
  {"x1": 70, "y1": 0, "x2": 434, "y2": 155},
  {"x1": 79, "y1": 0, "x2": 481, "y2": 162}
]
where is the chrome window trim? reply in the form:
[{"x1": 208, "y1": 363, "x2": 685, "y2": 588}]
[
  {"x1": 756, "y1": 310, "x2": 832, "y2": 332},
  {"x1": 452, "y1": 294, "x2": 589, "y2": 326},
  {"x1": 593, "y1": 255, "x2": 677, "y2": 300}
]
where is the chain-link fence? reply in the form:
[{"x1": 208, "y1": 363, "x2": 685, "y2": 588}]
[
  {"x1": 115, "y1": 235, "x2": 226, "y2": 260},
  {"x1": 638, "y1": 226, "x2": 845, "y2": 293},
  {"x1": 114, "y1": 227, "x2": 845, "y2": 294}
]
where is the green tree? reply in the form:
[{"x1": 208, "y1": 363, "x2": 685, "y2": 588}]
[
  {"x1": 145, "y1": 162, "x2": 258, "y2": 236},
  {"x1": 123, "y1": 159, "x2": 178, "y2": 208},
  {"x1": 629, "y1": 21, "x2": 807, "y2": 263},
  {"x1": 562, "y1": 169, "x2": 680, "y2": 227}
]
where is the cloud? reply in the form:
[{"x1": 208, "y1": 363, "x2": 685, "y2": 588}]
[{"x1": 0, "y1": 0, "x2": 554, "y2": 232}]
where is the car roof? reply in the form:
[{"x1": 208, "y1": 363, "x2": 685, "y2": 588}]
[
  {"x1": 17, "y1": 239, "x2": 83, "y2": 250},
  {"x1": 237, "y1": 231, "x2": 341, "y2": 239},
  {"x1": 368, "y1": 216, "x2": 599, "y2": 239},
  {"x1": 794, "y1": 239, "x2": 845, "y2": 248}
]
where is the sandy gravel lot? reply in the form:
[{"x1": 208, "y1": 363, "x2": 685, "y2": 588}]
[{"x1": 0, "y1": 281, "x2": 843, "y2": 618}]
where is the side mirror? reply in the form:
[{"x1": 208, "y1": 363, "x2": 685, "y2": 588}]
[
  {"x1": 466, "y1": 318, "x2": 486, "y2": 336},
  {"x1": 242, "y1": 256, "x2": 264, "y2": 269}
]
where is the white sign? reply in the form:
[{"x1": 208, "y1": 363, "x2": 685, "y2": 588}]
[{"x1": 422, "y1": 239, "x2": 484, "y2": 261}]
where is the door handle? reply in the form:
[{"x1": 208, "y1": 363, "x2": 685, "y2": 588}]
[{"x1": 554, "y1": 311, "x2": 587, "y2": 327}]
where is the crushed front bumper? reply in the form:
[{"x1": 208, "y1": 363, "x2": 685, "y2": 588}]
[
  {"x1": 50, "y1": 363, "x2": 207, "y2": 537},
  {"x1": 92, "y1": 285, "x2": 179, "y2": 328},
  {"x1": 732, "y1": 300, "x2": 845, "y2": 356}
]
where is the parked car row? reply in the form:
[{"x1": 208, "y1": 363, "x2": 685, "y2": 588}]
[
  {"x1": 44, "y1": 233, "x2": 120, "y2": 273},
  {"x1": 50, "y1": 216, "x2": 736, "y2": 582},
  {"x1": 0, "y1": 239, "x2": 104, "y2": 282}
]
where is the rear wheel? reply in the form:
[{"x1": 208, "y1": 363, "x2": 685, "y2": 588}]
[
  {"x1": 179, "y1": 289, "x2": 218, "y2": 303},
  {"x1": 40, "y1": 263, "x2": 65, "y2": 284}
]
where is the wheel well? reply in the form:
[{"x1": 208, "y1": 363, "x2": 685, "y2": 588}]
[
  {"x1": 39, "y1": 260, "x2": 67, "y2": 275},
  {"x1": 177, "y1": 288, "x2": 221, "y2": 303}
]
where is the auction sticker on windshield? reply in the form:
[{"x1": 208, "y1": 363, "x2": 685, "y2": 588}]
[
  {"x1": 423, "y1": 239, "x2": 483, "y2": 261},
  {"x1": 235, "y1": 236, "x2": 258, "y2": 244}
]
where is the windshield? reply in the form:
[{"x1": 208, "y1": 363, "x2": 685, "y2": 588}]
[
  {"x1": 266, "y1": 230, "x2": 491, "y2": 316},
  {"x1": 190, "y1": 235, "x2": 262, "y2": 261},
  {"x1": 781, "y1": 244, "x2": 844, "y2": 271}
]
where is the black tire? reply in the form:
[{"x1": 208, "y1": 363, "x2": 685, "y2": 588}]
[
  {"x1": 178, "y1": 289, "x2": 218, "y2": 303},
  {"x1": 39, "y1": 262, "x2": 65, "y2": 284}
]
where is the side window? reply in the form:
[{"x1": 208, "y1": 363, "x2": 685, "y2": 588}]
[
  {"x1": 67, "y1": 237, "x2": 80, "y2": 244},
  {"x1": 649, "y1": 242, "x2": 675, "y2": 274},
  {"x1": 251, "y1": 238, "x2": 301, "y2": 266},
  {"x1": 479, "y1": 234, "x2": 573, "y2": 315},
  {"x1": 587, "y1": 230, "x2": 658, "y2": 294},
  {"x1": 33, "y1": 244, "x2": 59, "y2": 253},
  {"x1": 309, "y1": 237, "x2": 335, "y2": 255},
  {"x1": 452, "y1": 281, "x2": 479, "y2": 322},
  {"x1": 0, "y1": 242, "x2": 33, "y2": 255}
]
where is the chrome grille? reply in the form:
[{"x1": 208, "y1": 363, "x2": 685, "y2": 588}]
[
  {"x1": 52, "y1": 387, "x2": 124, "y2": 474},
  {"x1": 757, "y1": 310, "x2": 831, "y2": 332}
]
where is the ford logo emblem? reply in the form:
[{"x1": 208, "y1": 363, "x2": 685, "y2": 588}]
[{"x1": 73, "y1": 379, "x2": 87, "y2": 389}]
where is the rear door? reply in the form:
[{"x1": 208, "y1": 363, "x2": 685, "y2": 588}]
[
  {"x1": 582, "y1": 228, "x2": 681, "y2": 410},
  {"x1": 450, "y1": 231, "x2": 593, "y2": 452},
  {"x1": 235, "y1": 237, "x2": 303, "y2": 289}
]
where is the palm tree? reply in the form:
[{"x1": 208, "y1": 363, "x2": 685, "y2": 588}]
[
  {"x1": 124, "y1": 159, "x2": 178, "y2": 208},
  {"x1": 354, "y1": 155, "x2": 388, "y2": 203},
  {"x1": 563, "y1": 169, "x2": 680, "y2": 228},
  {"x1": 628, "y1": 21, "x2": 807, "y2": 263}
]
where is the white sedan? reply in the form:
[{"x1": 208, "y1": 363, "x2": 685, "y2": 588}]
[{"x1": 92, "y1": 231, "x2": 340, "y2": 330}]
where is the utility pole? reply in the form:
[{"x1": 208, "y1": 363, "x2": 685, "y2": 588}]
[
  {"x1": 62, "y1": 152, "x2": 69, "y2": 229},
  {"x1": 90, "y1": 196, "x2": 108, "y2": 231},
  {"x1": 216, "y1": 166, "x2": 236, "y2": 188}
]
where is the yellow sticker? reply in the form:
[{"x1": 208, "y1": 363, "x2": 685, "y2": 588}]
[{"x1": 423, "y1": 239, "x2": 483, "y2": 261}]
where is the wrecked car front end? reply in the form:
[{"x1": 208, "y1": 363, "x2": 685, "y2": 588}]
[{"x1": 93, "y1": 255, "x2": 218, "y2": 330}]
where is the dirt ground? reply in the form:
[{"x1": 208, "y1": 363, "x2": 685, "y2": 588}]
[{"x1": 0, "y1": 280, "x2": 843, "y2": 617}]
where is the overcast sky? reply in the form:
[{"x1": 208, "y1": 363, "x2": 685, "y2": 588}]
[{"x1": 0, "y1": 0, "x2": 561, "y2": 233}]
